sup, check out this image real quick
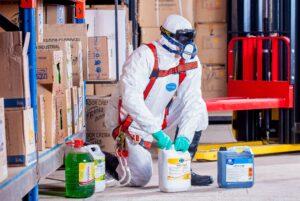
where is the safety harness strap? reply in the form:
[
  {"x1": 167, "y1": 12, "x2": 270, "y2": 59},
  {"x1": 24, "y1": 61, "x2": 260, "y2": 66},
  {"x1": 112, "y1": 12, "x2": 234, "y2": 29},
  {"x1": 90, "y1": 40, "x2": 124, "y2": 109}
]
[{"x1": 150, "y1": 61, "x2": 197, "y2": 78}]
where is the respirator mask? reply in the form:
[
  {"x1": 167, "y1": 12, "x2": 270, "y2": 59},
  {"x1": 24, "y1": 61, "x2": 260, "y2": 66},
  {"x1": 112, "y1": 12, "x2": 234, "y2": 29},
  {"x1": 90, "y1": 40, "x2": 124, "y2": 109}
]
[{"x1": 160, "y1": 26, "x2": 197, "y2": 60}]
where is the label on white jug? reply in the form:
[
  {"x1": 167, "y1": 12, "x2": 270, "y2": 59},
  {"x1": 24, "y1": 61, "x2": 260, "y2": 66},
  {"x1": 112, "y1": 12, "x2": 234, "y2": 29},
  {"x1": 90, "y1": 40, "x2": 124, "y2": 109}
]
[
  {"x1": 95, "y1": 158, "x2": 105, "y2": 182},
  {"x1": 226, "y1": 158, "x2": 253, "y2": 182},
  {"x1": 167, "y1": 157, "x2": 191, "y2": 180}
]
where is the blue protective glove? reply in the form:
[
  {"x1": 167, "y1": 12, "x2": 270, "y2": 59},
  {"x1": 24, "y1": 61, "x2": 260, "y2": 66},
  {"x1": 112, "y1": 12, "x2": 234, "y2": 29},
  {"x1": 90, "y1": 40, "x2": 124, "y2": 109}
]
[
  {"x1": 174, "y1": 136, "x2": 190, "y2": 152},
  {"x1": 152, "y1": 130, "x2": 172, "y2": 150}
]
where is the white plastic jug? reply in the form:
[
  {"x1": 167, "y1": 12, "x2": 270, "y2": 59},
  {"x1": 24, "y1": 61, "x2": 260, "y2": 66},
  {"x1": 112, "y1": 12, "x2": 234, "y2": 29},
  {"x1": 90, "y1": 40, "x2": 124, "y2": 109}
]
[
  {"x1": 86, "y1": 144, "x2": 106, "y2": 192},
  {"x1": 158, "y1": 146, "x2": 191, "y2": 192}
]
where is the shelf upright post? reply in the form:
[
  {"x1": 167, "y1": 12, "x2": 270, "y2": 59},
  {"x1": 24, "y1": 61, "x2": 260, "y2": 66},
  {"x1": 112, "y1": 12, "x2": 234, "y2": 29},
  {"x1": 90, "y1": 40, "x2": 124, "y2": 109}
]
[
  {"x1": 20, "y1": 0, "x2": 39, "y2": 200},
  {"x1": 75, "y1": 0, "x2": 86, "y2": 23}
]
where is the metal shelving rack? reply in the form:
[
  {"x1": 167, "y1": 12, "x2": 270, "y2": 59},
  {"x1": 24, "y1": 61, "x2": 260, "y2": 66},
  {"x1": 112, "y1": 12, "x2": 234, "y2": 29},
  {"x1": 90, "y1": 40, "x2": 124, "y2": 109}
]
[
  {"x1": 0, "y1": 0, "x2": 137, "y2": 199},
  {"x1": 0, "y1": 1, "x2": 86, "y2": 200}
]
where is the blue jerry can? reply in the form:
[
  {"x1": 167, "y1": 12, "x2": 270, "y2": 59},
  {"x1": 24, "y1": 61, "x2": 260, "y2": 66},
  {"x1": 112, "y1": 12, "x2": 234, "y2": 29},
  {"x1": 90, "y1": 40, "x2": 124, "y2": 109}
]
[{"x1": 218, "y1": 146, "x2": 254, "y2": 188}]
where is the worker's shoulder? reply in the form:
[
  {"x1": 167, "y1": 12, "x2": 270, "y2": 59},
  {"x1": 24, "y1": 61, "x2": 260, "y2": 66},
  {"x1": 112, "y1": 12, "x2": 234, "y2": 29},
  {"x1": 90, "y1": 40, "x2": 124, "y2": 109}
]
[
  {"x1": 186, "y1": 55, "x2": 201, "y2": 65},
  {"x1": 131, "y1": 43, "x2": 153, "y2": 56}
]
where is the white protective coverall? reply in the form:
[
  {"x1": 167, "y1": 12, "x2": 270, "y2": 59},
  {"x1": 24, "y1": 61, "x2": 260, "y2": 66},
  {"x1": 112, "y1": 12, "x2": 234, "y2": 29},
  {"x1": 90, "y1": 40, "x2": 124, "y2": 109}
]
[{"x1": 105, "y1": 15, "x2": 208, "y2": 187}]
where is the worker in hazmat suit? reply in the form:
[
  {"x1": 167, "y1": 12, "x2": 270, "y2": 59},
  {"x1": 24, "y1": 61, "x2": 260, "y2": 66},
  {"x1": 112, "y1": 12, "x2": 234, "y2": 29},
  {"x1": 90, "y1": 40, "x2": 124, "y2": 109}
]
[{"x1": 104, "y1": 14, "x2": 212, "y2": 187}]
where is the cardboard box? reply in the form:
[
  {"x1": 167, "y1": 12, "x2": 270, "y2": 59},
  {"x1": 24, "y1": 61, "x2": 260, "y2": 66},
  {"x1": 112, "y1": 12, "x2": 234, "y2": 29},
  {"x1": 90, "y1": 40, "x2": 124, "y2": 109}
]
[
  {"x1": 71, "y1": 87, "x2": 79, "y2": 134},
  {"x1": 38, "y1": 85, "x2": 57, "y2": 148},
  {"x1": 0, "y1": 32, "x2": 31, "y2": 108},
  {"x1": 195, "y1": 23, "x2": 227, "y2": 64},
  {"x1": 86, "y1": 132, "x2": 115, "y2": 153},
  {"x1": 202, "y1": 65, "x2": 227, "y2": 99},
  {"x1": 71, "y1": 41, "x2": 83, "y2": 87},
  {"x1": 194, "y1": 0, "x2": 227, "y2": 23},
  {"x1": 138, "y1": 0, "x2": 194, "y2": 28},
  {"x1": 95, "y1": 84, "x2": 117, "y2": 97},
  {"x1": 0, "y1": 4, "x2": 19, "y2": 32},
  {"x1": 86, "y1": 7, "x2": 127, "y2": 80},
  {"x1": 0, "y1": 98, "x2": 8, "y2": 182},
  {"x1": 38, "y1": 94, "x2": 46, "y2": 151},
  {"x1": 141, "y1": 28, "x2": 161, "y2": 44},
  {"x1": 43, "y1": 24, "x2": 88, "y2": 80},
  {"x1": 88, "y1": 36, "x2": 114, "y2": 80},
  {"x1": 55, "y1": 87, "x2": 73, "y2": 144},
  {"x1": 37, "y1": 50, "x2": 64, "y2": 85},
  {"x1": 86, "y1": 96, "x2": 109, "y2": 132},
  {"x1": 5, "y1": 108, "x2": 36, "y2": 166},
  {"x1": 78, "y1": 84, "x2": 85, "y2": 132},
  {"x1": 37, "y1": 42, "x2": 73, "y2": 89},
  {"x1": 36, "y1": 0, "x2": 44, "y2": 42},
  {"x1": 86, "y1": 84, "x2": 95, "y2": 96},
  {"x1": 45, "y1": 5, "x2": 66, "y2": 24}
]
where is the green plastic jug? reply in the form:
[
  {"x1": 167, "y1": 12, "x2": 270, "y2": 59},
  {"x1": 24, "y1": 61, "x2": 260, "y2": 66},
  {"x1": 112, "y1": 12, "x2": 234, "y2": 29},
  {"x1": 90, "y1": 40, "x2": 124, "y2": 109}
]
[{"x1": 65, "y1": 139, "x2": 95, "y2": 198}]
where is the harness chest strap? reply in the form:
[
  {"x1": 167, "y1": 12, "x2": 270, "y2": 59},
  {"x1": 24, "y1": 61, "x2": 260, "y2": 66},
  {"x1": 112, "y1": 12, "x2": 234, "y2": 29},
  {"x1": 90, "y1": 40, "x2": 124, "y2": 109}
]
[{"x1": 113, "y1": 43, "x2": 198, "y2": 144}]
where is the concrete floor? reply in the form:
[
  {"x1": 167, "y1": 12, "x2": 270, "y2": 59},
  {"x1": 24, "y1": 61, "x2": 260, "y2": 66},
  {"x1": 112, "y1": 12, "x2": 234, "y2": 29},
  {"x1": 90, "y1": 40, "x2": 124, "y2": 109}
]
[{"x1": 40, "y1": 153, "x2": 300, "y2": 201}]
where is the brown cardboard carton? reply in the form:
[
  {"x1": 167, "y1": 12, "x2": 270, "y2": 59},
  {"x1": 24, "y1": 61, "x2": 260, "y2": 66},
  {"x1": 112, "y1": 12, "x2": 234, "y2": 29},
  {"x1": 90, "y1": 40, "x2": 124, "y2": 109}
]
[
  {"x1": 45, "y1": 5, "x2": 66, "y2": 24},
  {"x1": 86, "y1": 132, "x2": 115, "y2": 153},
  {"x1": 55, "y1": 87, "x2": 73, "y2": 144},
  {"x1": 88, "y1": 36, "x2": 114, "y2": 80},
  {"x1": 194, "y1": 0, "x2": 227, "y2": 23},
  {"x1": 141, "y1": 28, "x2": 161, "y2": 44},
  {"x1": 37, "y1": 50, "x2": 63, "y2": 85},
  {"x1": 71, "y1": 41, "x2": 83, "y2": 87},
  {"x1": 78, "y1": 84, "x2": 85, "y2": 132},
  {"x1": 195, "y1": 23, "x2": 227, "y2": 64},
  {"x1": 94, "y1": 84, "x2": 117, "y2": 97},
  {"x1": 86, "y1": 7, "x2": 127, "y2": 80},
  {"x1": 0, "y1": 4, "x2": 19, "y2": 32},
  {"x1": 0, "y1": 98, "x2": 8, "y2": 182},
  {"x1": 38, "y1": 85, "x2": 57, "y2": 148},
  {"x1": 71, "y1": 87, "x2": 79, "y2": 134},
  {"x1": 43, "y1": 24, "x2": 88, "y2": 80},
  {"x1": 201, "y1": 65, "x2": 227, "y2": 99},
  {"x1": 5, "y1": 108, "x2": 36, "y2": 166},
  {"x1": 37, "y1": 42, "x2": 73, "y2": 89},
  {"x1": 86, "y1": 84, "x2": 95, "y2": 96},
  {"x1": 38, "y1": 95, "x2": 46, "y2": 151},
  {"x1": 0, "y1": 32, "x2": 31, "y2": 108},
  {"x1": 86, "y1": 96, "x2": 109, "y2": 132},
  {"x1": 138, "y1": 0, "x2": 194, "y2": 28}
]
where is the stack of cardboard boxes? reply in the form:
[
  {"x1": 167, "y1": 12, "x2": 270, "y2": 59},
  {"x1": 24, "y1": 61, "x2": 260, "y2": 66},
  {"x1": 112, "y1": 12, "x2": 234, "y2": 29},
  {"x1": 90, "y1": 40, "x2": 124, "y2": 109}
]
[
  {"x1": 0, "y1": 32, "x2": 36, "y2": 168},
  {"x1": 138, "y1": 0, "x2": 194, "y2": 44},
  {"x1": 194, "y1": 0, "x2": 227, "y2": 99},
  {"x1": 84, "y1": 5, "x2": 131, "y2": 152},
  {"x1": 37, "y1": 24, "x2": 87, "y2": 148}
]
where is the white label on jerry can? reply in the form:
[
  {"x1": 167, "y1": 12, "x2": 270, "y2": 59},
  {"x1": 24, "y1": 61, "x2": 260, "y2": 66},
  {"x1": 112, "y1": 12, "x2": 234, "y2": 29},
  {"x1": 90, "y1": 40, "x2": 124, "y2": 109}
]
[
  {"x1": 167, "y1": 157, "x2": 191, "y2": 180},
  {"x1": 225, "y1": 158, "x2": 254, "y2": 182}
]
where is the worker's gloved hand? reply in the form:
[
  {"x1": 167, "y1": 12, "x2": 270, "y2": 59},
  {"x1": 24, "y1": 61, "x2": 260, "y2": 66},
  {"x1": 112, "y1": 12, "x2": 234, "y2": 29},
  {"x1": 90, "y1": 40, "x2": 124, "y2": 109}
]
[
  {"x1": 152, "y1": 130, "x2": 172, "y2": 150},
  {"x1": 174, "y1": 136, "x2": 190, "y2": 152}
]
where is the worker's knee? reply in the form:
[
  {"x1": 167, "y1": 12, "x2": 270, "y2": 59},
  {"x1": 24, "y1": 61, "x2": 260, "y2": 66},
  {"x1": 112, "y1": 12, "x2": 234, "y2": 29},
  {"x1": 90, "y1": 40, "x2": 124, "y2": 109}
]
[{"x1": 130, "y1": 163, "x2": 153, "y2": 187}]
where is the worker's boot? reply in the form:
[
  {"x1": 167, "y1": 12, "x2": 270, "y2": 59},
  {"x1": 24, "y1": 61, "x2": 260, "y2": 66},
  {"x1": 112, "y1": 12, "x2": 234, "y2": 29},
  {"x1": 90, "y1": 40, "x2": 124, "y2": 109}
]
[
  {"x1": 104, "y1": 151, "x2": 119, "y2": 180},
  {"x1": 189, "y1": 131, "x2": 214, "y2": 186}
]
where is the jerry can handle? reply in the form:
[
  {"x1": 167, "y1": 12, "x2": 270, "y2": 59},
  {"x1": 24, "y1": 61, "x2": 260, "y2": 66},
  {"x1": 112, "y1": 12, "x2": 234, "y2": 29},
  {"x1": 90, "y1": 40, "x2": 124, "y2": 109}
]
[
  {"x1": 228, "y1": 146, "x2": 254, "y2": 154},
  {"x1": 86, "y1": 144, "x2": 101, "y2": 153}
]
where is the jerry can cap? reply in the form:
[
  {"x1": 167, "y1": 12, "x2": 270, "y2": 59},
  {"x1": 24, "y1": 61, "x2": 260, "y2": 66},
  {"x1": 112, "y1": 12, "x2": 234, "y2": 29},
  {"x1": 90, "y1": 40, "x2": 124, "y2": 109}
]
[{"x1": 66, "y1": 138, "x2": 84, "y2": 148}]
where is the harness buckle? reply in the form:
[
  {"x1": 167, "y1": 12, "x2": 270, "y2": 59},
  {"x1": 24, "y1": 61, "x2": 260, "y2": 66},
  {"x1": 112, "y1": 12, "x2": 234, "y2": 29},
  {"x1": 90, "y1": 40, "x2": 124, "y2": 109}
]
[
  {"x1": 131, "y1": 133, "x2": 141, "y2": 144},
  {"x1": 150, "y1": 70, "x2": 159, "y2": 78}
]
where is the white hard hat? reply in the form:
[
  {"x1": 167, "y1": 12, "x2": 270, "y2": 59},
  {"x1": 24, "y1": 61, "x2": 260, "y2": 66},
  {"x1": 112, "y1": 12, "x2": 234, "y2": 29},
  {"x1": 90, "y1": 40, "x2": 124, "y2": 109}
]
[{"x1": 162, "y1": 14, "x2": 192, "y2": 34}]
